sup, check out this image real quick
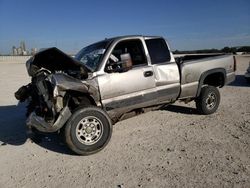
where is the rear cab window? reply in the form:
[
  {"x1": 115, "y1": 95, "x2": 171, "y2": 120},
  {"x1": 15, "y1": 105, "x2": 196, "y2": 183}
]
[{"x1": 145, "y1": 38, "x2": 171, "y2": 64}]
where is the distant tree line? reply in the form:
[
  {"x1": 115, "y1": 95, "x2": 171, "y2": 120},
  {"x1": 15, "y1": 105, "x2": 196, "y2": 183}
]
[{"x1": 173, "y1": 46, "x2": 250, "y2": 54}]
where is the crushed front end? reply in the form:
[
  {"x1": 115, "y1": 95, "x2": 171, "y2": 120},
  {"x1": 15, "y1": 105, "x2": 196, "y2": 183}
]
[{"x1": 15, "y1": 47, "x2": 98, "y2": 133}]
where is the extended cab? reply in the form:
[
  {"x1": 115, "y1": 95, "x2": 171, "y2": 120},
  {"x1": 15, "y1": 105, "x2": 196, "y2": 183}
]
[{"x1": 15, "y1": 35, "x2": 236, "y2": 155}]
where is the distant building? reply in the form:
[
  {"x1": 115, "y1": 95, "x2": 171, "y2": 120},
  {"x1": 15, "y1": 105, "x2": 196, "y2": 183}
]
[
  {"x1": 17, "y1": 47, "x2": 22, "y2": 55},
  {"x1": 21, "y1": 41, "x2": 28, "y2": 55},
  {"x1": 23, "y1": 50, "x2": 28, "y2": 55},
  {"x1": 20, "y1": 41, "x2": 26, "y2": 52},
  {"x1": 31, "y1": 48, "x2": 38, "y2": 55},
  {"x1": 12, "y1": 46, "x2": 18, "y2": 55},
  {"x1": 11, "y1": 41, "x2": 31, "y2": 55}
]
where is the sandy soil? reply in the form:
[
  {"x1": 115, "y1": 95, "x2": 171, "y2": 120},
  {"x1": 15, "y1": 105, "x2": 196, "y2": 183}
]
[{"x1": 0, "y1": 56, "x2": 249, "y2": 188}]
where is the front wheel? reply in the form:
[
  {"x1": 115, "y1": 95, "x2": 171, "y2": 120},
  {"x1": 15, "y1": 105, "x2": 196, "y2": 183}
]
[
  {"x1": 64, "y1": 106, "x2": 112, "y2": 155},
  {"x1": 195, "y1": 86, "x2": 220, "y2": 115}
]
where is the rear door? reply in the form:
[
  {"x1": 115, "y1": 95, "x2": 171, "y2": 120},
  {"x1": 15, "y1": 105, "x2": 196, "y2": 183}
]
[
  {"x1": 145, "y1": 38, "x2": 180, "y2": 103},
  {"x1": 98, "y1": 39, "x2": 157, "y2": 113}
]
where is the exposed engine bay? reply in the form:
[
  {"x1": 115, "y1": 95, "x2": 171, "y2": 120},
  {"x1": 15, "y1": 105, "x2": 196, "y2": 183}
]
[{"x1": 15, "y1": 47, "x2": 99, "y2": 133}]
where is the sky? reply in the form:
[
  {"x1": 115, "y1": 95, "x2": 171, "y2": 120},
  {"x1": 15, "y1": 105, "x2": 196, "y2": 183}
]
[{"x1": 0, "y1": 0, "x2": 250, "y2": 54}]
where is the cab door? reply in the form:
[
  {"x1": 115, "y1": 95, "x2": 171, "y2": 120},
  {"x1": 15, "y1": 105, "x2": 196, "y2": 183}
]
[
  {"x1": 145, "y1": 38, "x2": 181, "y2": 103},
  {"x1": 98, "y1": 39, "x2": 157, "y2": 114}
]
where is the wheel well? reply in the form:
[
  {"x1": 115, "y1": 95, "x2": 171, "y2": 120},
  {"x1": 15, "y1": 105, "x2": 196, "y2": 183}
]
[
  {"x1": 203, "y1": 72, "x2": 225, "y2": 87},
  {"x1": 66, "y1": 91, "x2": 97, "y2": 110},
  {"x1": 196, "y1": 69, "x2": 226, "y2": 97}
]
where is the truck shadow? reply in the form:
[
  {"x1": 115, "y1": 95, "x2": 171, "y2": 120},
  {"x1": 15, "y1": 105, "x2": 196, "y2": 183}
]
[
  {"x1": 0, "y1": 103, "x2": 27, "y2": 145},
  {"x1": 229, "y1": 75, "x2": 250, "y2": 87},
  {"x1": 0, "y1": 103, "x2": 73, "y2": 155},
  {"x1": 162, "y1": 104, "x2": 198, "y2": 115},
  {"x1": 29, "y1": 132, "x2": 73, "y2": 155}
]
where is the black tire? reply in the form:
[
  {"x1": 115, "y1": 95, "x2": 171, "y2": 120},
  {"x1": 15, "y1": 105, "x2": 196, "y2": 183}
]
[
  {"x1": 195, "y1": 86, "x2": 220, "y2": 115},
  {"x1": 64, "y1": 106, "x2": 112, "y2": 155}
]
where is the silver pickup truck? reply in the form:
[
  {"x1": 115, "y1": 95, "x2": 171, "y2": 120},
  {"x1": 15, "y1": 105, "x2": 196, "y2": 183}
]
[{"x1": 15, "y1": 35, "x2": 236, "y2": 155}]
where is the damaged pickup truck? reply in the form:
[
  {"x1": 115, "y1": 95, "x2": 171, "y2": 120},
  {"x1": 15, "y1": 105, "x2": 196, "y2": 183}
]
[{"x1": 15, "y1": 35, "x2": 236, "y2": 155}]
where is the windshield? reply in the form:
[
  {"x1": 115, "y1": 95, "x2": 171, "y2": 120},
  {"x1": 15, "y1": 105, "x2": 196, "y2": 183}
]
[{"x1": 75, "y1": 41, "x2": 110, "y2": 71}]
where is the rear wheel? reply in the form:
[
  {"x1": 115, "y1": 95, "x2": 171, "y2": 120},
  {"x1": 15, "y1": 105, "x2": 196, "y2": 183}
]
[
  {"x1": 64, "y1": 106, "x2": 112, "y2": 155},
  {"x1": 195, "y1": 86, "x2": 220, "y2": 115}
]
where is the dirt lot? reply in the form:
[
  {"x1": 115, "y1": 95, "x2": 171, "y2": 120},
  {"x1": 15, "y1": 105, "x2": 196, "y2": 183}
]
[{"x1": 0, "y1": 56, "x2": 249, "y2": 188}]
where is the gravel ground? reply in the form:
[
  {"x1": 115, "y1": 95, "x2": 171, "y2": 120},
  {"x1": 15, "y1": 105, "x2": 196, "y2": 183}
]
[{"x1": 0, "y1": 56, "x2": 249, "y2": 188}]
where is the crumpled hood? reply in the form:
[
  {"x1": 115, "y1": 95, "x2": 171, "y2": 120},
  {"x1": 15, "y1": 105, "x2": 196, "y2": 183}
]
[{"x1": 26, "y1": 47, "x2": 90, "y2": 77}]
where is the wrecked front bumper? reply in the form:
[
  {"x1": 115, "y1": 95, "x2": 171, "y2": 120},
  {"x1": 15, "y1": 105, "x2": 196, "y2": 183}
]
[
  {"x1": 15, "y1": 48, "x2": 100, "y2": 134},
  {"x1": 24, "y1": 73, "x2": 92, "y2": 133},
  {"x1": 24, "y1": 73, "x2": 99, "y2": 133},
  {"x1": 26, "y1": 106, "x2": 72, "y2": 133}
]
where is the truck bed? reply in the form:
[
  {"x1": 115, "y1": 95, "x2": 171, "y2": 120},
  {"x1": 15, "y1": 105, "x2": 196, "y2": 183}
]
[
  {"x1": 178, "y1": 54, "x2": 235, "y2": 99},
  {"x1": 174, "y1": 54, "x2": 225, "y2": 65}
]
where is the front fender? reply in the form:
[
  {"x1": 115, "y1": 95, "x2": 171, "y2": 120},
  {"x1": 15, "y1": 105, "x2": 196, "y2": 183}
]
[{"x1": 49, "y1": 73, "x2": 100, "y2": 105}]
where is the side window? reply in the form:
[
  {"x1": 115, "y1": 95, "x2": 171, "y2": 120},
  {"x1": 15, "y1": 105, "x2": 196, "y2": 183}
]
[
  {"x1": 109, "y1": 39, "x2": 147, "y2": 67},
  {"x1": 145, "y1": 38, "x2": 171, "y2": 64}
]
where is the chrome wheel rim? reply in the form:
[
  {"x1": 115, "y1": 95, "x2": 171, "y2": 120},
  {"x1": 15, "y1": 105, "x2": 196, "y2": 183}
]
[
  {"x1": 205, "y1": 92, "x2": 216, "y2": 110},
  {"x1": 76, "y1": 116, "x2": 103, "y2": 145}
]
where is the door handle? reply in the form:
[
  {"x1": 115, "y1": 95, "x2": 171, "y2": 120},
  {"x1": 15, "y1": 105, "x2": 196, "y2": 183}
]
[{"x1": 144, "y1": 71, "x2": 153, "y2": 77}]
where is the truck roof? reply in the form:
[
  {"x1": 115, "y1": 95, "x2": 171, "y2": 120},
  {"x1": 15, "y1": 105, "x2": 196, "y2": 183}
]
[
  {"x1": 85, "y1": 35, "x2": 163, "y2": 50},
  {"x1": 104, "y1": 35, "x2": 162, "y2": 42}
]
